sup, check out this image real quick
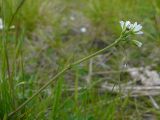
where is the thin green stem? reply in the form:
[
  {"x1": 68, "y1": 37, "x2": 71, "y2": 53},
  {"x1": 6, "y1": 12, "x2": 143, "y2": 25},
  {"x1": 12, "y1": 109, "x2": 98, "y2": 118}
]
[
  {"x1": 7, "y1": 0, "x2": 26, "y2": 29},
  {"x1": 8, "y1": 36, "x2": 122, "y2": 117}
]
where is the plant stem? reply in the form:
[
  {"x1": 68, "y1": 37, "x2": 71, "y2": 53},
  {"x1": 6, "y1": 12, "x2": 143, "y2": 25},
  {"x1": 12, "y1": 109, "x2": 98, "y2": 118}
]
[
  {"x1": 7, "y1": 0, "x2": 26, "y2": 29},
  {"x1": 8, "y1": 37, "x2": 121, "y2": 117}
]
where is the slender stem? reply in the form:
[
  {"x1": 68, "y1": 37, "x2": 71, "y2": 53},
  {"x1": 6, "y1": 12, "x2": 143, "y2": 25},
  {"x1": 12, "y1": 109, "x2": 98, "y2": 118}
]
[
  {"x1": 72, "y1": 38, "x2": 120, "y2": 66},
  {"x1": 7, "y1": 0, "x2": 26, "y2": 29},
  {"x1": 8, "y1": 37, "x2": 121, "y2": 117}
]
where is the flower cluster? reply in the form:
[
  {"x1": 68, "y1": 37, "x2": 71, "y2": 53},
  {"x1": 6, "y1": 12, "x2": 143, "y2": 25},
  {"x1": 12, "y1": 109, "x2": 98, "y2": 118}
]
[
  {"x1": 120, "y1": 21, "x2": 143, "y2": 35},
  {"x1": 119, "y1": 21, "x2": 143, "y2": 47}
]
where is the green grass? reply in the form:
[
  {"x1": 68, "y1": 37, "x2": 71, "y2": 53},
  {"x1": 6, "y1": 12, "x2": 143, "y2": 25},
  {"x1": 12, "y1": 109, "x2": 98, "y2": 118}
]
[{"x1": 1, "y1": 0, "x2": 160, "y2": 119}]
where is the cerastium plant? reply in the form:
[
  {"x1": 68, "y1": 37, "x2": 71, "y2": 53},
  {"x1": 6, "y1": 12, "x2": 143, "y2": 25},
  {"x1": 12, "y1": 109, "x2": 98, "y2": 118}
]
[{"x1": 8, "y1": 21, "x2": 143, "y2": 117}]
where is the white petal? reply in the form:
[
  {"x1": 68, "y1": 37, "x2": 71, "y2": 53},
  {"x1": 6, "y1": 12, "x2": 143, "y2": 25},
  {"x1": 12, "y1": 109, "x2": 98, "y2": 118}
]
[
  {"x1": 0, "y1": 18, "x2": 4, "y2": 30},
  {"x1": 134, "y1": 24, "x2": 142, "y2": 32},
  {"x1": 125, "y1": 21, "x2": 131, "y2": 27},
  {"x1": 120, "y1": 21, "x2": 124, "y2": 29},
  {"x1": 135, "y1": 31, "x2": 143, "y2": 34},
  {"x1": 0, "y1": 18, "x2": 3, "y2": 25},
  {"x1": 0, "y1": 25, "x2": 3, "y2": 30},
  {"x1": 80, "y1": 27, "x2": 87, "y2": 33},
  {"x1": 128, "y1": 24, "x2": 133, "y2": 29},
  {"x1": 131, "y1": 22, "x2": 137, "y2": 29}
]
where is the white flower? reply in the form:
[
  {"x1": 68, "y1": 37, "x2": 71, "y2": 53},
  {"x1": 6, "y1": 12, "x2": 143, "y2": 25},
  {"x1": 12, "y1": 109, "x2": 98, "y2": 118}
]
[
  {"x1": 120, "y1": 21, "x2": 143, "y2": 35},
  {"x1": 120, "y1": 21, "x2": 143, "y2": 47},
  {"x1": 130, "y1": 22, "x2": 143, "y2": 34},
  {"x1": 120, "y1": 21, "x2": 131, "y2": 30},
  {"x1": 80, "y1": 27, "x2": 87, "y2": 33},
  {"x1": 0, "y1": 18, "x2": 4, "y2": 30}
]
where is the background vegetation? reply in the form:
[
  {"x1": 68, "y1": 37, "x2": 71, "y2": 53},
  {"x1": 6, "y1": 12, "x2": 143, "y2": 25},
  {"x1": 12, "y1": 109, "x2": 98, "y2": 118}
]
[{"x1": 1, "y1": 0, "x2": 160, "y2": 119}]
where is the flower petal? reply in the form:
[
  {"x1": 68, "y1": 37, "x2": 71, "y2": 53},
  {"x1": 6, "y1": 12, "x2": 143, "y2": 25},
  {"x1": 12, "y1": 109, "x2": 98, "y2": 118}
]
[
  {"x1": 0, "y1": 18, "x2": 3, "y2": 30},
  {"x1": 128, "y1": 24, "x2": 133, "y2": 29},
  {"x1": 134, "y1": 24, "x2": 142, "y2": 32},
  {"x1": 120, "y1": 21, "x2": 124, "y2": 29},
  {"x1": 135, "y1": 31, "x2": 143, "y2": 34},
  {"x1": 0, "y1": 25, "x2": 3, "y2": 30},
  {"x1": 131, "y1": 22, "x2": 137, "y2": 30},
  {"x1": 125, "y1": 21, "x2": 131, "y2": 27},
  {"x1": 0, "y1": 18, "x2": 3, "y2": 25}
]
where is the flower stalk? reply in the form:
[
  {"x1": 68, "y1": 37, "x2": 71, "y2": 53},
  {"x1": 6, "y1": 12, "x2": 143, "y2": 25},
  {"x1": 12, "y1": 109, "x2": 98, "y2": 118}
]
[
  {"x1": 8, "y1": 20, "x2": 143, "y2": 117},
  {"x1": 8, "y1": 36, "x2": 122, "y2": 117}
]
